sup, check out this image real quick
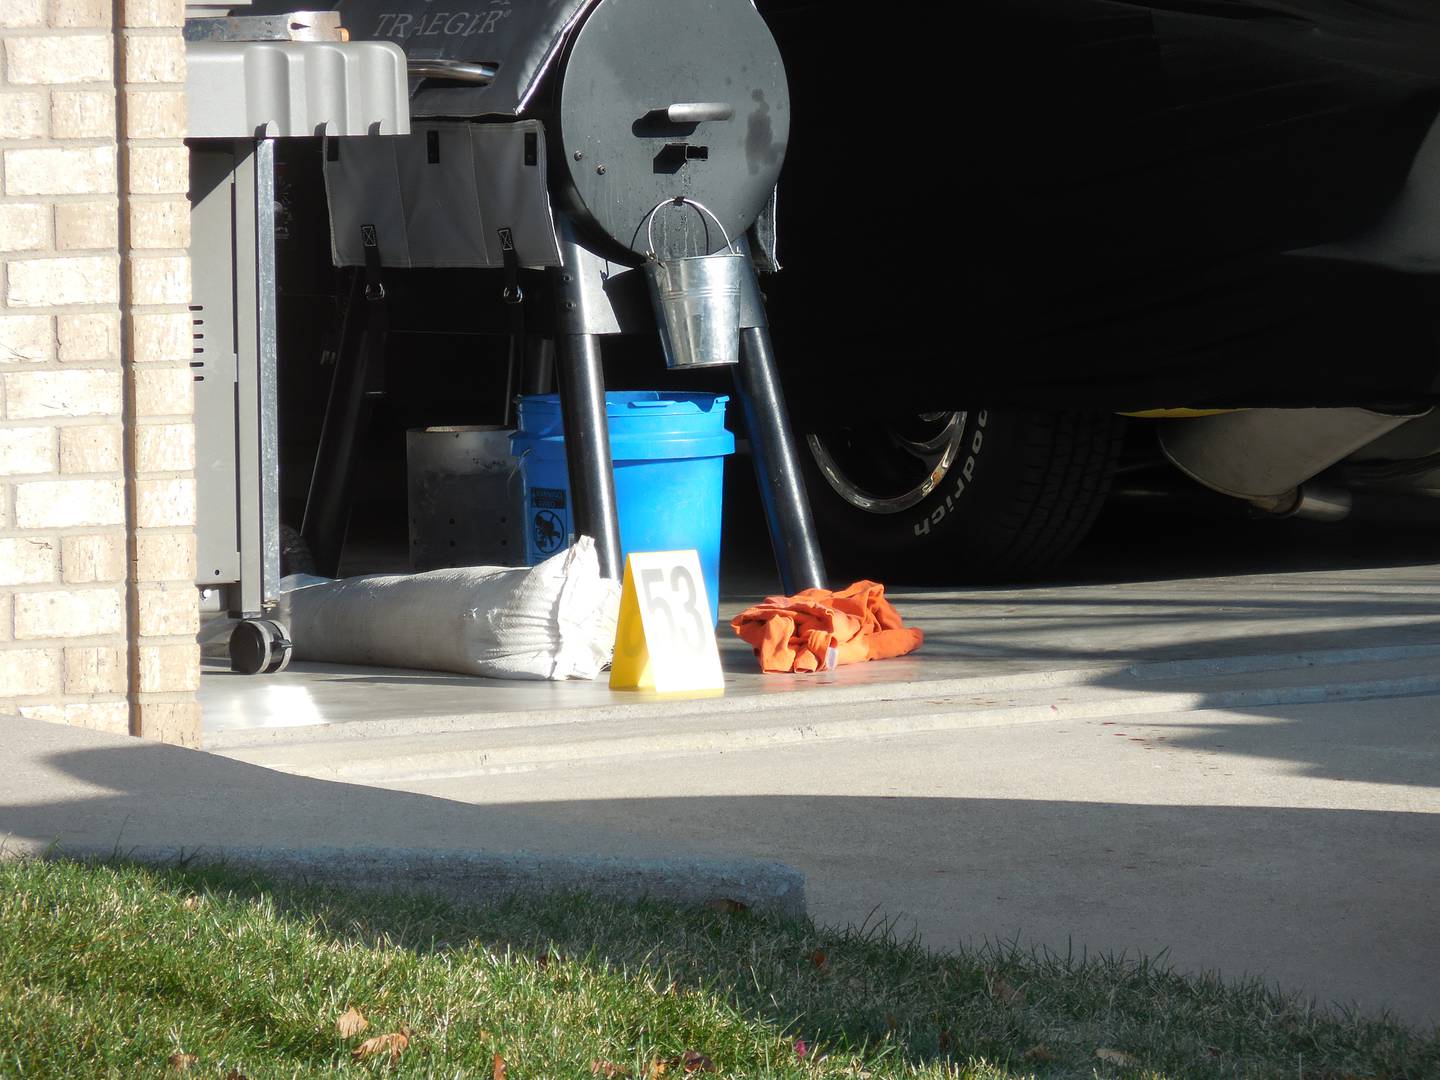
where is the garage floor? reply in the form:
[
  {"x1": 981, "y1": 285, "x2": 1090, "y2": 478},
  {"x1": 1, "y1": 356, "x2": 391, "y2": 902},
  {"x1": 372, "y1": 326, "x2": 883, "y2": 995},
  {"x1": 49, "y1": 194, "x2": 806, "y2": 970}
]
[
  {"x1": 202, "y1": 463, "x2": 1440, "y2": 741},
  {"x1": 201, "y1": 559, "x2": 1440, "y2": 744}
]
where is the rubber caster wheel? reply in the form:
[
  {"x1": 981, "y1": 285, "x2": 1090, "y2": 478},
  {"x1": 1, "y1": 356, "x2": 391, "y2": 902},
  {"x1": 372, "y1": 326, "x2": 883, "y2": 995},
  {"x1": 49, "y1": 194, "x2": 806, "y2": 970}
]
[{"x1": 229, "y1": 618, "x2": 293, "y2": 675}]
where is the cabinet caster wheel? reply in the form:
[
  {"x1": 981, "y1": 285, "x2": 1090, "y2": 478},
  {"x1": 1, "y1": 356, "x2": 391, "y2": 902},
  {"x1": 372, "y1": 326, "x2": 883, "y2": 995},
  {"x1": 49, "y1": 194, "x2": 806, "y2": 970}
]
[{"x1": 229, "y1": 618, "x2": 293, "y2": 675}]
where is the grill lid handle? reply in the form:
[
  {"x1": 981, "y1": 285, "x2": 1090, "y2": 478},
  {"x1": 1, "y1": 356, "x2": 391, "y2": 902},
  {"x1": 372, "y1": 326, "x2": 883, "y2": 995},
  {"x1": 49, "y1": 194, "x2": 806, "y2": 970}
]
[
  {"x1": 664, "y1": 102, "x2": 734, "y2": 124},
  {"x1": 408, "y1": 59, "x2": 498, "y2": 85}
]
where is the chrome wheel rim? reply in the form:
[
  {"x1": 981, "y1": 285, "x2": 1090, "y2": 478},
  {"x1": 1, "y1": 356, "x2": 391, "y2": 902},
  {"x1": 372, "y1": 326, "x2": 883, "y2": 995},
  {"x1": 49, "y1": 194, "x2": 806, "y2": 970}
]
[{"x1": 807, "y1": 411, "x2": 968, "y2": 514}]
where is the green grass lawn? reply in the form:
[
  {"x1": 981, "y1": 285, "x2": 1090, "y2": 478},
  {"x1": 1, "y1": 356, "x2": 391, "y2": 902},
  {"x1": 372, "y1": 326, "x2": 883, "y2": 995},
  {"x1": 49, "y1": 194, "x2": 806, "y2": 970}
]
[{"x1": 0, "y1": 858, "x2": 1434, "y2": 1079}]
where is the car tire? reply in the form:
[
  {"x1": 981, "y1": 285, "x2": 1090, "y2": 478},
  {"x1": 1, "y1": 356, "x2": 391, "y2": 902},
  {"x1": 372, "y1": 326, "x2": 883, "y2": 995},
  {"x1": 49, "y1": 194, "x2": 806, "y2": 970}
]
[{"x1": 801, "y1": 409, "x2": 1125, "y2": 582}]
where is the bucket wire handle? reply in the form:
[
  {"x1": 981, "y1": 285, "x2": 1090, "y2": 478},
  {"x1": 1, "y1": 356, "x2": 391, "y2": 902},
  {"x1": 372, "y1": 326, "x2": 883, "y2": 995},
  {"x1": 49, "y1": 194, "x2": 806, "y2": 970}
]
[{"x1": 642, "y1": 196, "x2": 738, "y2": 261}]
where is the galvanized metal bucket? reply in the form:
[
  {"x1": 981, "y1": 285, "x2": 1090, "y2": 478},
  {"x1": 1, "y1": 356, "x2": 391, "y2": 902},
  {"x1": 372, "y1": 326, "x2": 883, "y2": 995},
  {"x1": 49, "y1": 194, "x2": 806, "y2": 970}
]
[{"x1": 642, "y1": 197, "x2": 744, "y2": 369}]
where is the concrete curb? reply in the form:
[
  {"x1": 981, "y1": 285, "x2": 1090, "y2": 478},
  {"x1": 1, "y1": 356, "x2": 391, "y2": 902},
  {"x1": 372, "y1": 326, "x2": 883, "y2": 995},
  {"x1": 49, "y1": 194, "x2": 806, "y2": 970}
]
[
  {"x1": 221, "y1": 655, "x2": 1440, "y2": 783},
  {"x1": 202, "y1": 638, "x2": 1440, "y2": 752},
  {"x1": 14, "y1": 842, "x2": 808, "y2": 920}
]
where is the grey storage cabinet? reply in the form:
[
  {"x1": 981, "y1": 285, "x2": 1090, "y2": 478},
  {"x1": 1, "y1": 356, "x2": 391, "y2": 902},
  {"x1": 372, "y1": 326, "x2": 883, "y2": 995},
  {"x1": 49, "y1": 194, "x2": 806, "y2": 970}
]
[{"x1": 185, "y1": 29, "x2": 408, "y2": 672}]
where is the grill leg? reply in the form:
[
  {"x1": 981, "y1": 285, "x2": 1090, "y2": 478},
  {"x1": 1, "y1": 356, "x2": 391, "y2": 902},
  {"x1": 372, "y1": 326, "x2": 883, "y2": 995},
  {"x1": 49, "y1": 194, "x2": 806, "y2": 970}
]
[
  {"x1": 521, "y1": 335, "x2": 556, "y2": 396},
  {"x1": 734, "y1": 323, "x2": 827, "y2": 594},
  {"x1": 554, "y1": 331, "x2": 623, "y2": 581},
  {"x1": 301, "y1": 272, "x2": 383, "y2": 578}
]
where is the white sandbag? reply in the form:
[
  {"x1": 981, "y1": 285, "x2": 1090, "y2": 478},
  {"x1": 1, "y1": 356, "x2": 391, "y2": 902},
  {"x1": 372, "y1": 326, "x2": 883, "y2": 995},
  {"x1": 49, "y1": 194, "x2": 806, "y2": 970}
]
[{"x1": 282, "y1": 537, "x2": 619, "y2": 680}]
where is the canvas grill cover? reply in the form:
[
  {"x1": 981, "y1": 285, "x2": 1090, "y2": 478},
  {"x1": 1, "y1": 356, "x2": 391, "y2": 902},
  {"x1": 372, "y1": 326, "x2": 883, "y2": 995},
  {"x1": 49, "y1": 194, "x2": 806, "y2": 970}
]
[{"x1": 324, "y1": 120, "x2": 562, "y2": 268}]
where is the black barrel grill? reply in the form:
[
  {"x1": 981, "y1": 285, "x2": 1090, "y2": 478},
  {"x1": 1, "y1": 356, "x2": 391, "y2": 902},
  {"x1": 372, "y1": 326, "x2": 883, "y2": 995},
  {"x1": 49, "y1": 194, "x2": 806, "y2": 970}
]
[{"x1": 269, "y1": 0, "x2": 826, "y2": 591}]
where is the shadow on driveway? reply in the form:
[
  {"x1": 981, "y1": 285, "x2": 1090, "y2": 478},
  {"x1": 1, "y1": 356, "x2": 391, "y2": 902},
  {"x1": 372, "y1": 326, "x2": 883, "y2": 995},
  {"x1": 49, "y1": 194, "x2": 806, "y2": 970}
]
[{"x1": 3, "y1": 723, "x2": 1437, "y2": 1027}]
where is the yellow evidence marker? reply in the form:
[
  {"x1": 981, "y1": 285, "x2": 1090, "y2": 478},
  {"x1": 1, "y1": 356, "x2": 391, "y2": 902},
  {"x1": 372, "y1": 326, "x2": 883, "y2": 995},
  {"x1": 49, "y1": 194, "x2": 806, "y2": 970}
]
[{"x1": 609, "y1": 550, "x2": 725, "y2": 694}]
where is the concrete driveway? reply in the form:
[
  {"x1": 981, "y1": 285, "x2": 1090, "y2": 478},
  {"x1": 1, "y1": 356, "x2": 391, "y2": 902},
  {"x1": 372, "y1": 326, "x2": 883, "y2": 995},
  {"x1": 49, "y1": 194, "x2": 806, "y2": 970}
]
[
  {"x1": 9, "y1": 560, "x2": 1437, "y2": 1031},
  {"x1": 372, "y1": 690, "x2": 1439, "y2": 1027},
  {"x1": 203, "y1": 562, "x2": 1440, "y2": 1029}
]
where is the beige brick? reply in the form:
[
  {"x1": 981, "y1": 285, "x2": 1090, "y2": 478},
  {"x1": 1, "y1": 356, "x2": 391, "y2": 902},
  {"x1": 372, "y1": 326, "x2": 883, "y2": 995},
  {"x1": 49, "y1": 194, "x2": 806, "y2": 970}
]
[
  {"x1": 63, "y1": 645, "x2": 126, "y2": 694},
  {"x1": 0, "y1": 426, "x2": 56, "y2": 476},
  {"x1": 128, "y1": 254, "x2": 188, "y2": 305},
  {"x1": 55, "y1": 200, "x2": 118, "y2": 251},
  {"x1": 121, "y1": 0, "x2": 184, "y2": 28},
  {"x1": 132, "y1": 364, "x2": 190, "y2": 415},
  {"x1": 49, "y1": 89, "x2": 115, "y2": 138},
  {"x1": 134, "y1": 421, "x2": 192, "y2": 472},
  {"x1": 4, "y1": 35, "x2": 112, "y2": 84},
  {"x1": 127, "y1": 197, "x2": 187, "y2": 249},
  {"x1": 14, "y1": 586, "x2": 124, "y2": 639},
  {"x1": 138, "y1": 641, "x2": 198, "y2": 693},
  {"x1": 135, "y1": 530, "x2": 193, "y2": 581},
  {"x1": 0, "y1": 204, "x2": 50, "y2": 253},
  {"x1": 62, "y1": 532, "x2": 126, "y2": 583},
  {"x1": 134, "y1": 700, "x2": 199, "y2": 746},
  {"x1": 130, "y1": 310, "x2": 190, "y2": 362},
  {"x1": 48, "y1": 0, "x2": 110, "y2": 28},
  {"x1": 14, "y1": 477, "x2": 123, "y2": 528},
  {"x1": 0, "y1": 536, "x2": 59, "y2": 585},
  {"x1": 0, "y1": 315, "x2": 53, "y2": 364},
  {"x1": 136, "y1": 476, "x2": 193, "y2": 528},
  {"x1": 3, "y1": 369, "x2": 121, "y2": 420},
  {"x1": 0, "y1": 648, "x2": 62, "y2": 697},
  {"x1": 0, "y1": 595, "x2": 10, "y2": 642},
  {"x1": 0, "y1": 0, "x2": 46, "y2": 28},
  {"x1": 0, "y1": 92, "x2": 47, "y2": 139},
  {"x1": 137, "y1": 585, "x2": 195, "y2": 636},
  {"x1": 122, "y1": 34, "x2": 184, "y2": 83},
  {"x1": 126, "y1": 144, "x2": 187, "y2": 195},
  {"x1": 4, "y1": 146, "x2": 116, "y2": 197},
  {"x1": 56, "y1": 312, "x2": 119, "y2": 362},
  {"x1": 20, "y1": 701, "x2": 128, "y2": 734},
  {"x1": 123, "y1": 89, "x2": 185, "y2": 139},
  {"x1": 60, "y1": 423, "x2": 122, "y2": 473},
  {"x1": 5, "y1": 255, "x2": 119, "y2": 307}
]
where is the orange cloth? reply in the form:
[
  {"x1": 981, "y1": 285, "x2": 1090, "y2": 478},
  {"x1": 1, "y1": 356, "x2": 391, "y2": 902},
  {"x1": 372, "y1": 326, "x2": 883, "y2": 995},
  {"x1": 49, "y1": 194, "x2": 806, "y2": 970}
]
[{"x1": 730, "y1": 580, "x2": 924, "y2": 674}]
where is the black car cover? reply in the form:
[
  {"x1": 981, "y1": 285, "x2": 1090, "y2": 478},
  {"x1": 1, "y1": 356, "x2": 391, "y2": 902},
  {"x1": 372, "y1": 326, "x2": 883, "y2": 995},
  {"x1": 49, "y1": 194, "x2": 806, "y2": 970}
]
[{"x1": 761, "y1": 0, "x2": 1440, "y2": 411}]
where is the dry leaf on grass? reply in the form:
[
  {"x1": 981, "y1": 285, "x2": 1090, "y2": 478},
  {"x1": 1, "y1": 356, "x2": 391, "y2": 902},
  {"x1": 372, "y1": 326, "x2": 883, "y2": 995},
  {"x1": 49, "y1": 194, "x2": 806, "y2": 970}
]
[
  {"x1": 168, "y1": 1052, "x2": 197, "y2": 1070},
  {"x1": 591, "y1": 1062, "x2": 633, "y2": 1078},
  {"x1": 646, "y1": 1059, "x2": 668, "y2": 1078},
  {"x1": 1095, "y1": 1047, "x2": 1139, "y2": 1067},
  {"x1": 1023, "y1": 1044, "x2": 1055, "y2": 1062},
  {"x1": 991, "y1": 976, "x2": 1025, "y2": 1007},
  {"x1": 681, "y1": 1050, "x2": 716, "y2": 1073},
  {"x1": 493, "y1": 1051, "x2": 507, "y2": 1079},
  {"x1": 336, "y1": 1006, "x2": 369, "y2": 1039},
  {"x1": 937, "y1": 1030, "x2": 951, "y2": 1054},
  {"x1": 810, "y1": 950, "x2": 828, "y2": 971},
  {"x1": 224, "y1": 1070, "x2": 249, "y2": 1080},
  {"x1": 182, "y1": 896, "x2": 202, "y2": 912},
  {"x1": 705, "y1": 897, "x2": 749, "y2": 914},
  {"x1": 352, "y1": 1030, "x2": 410, "y2": 1065}
]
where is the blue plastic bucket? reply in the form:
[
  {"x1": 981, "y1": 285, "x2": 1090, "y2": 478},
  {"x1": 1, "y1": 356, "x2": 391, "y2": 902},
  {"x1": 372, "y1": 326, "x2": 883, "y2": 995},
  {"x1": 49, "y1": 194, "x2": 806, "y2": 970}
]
[{"x1": 510, "y1": 391, "x2": 736, "y2": 624}]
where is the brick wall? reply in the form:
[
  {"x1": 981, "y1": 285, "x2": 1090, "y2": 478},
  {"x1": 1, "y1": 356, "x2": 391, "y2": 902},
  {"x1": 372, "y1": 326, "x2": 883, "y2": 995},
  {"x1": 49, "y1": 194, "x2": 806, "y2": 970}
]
[{"x1": 0, "y1": 0, "x2": 200, "y2": 745}]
